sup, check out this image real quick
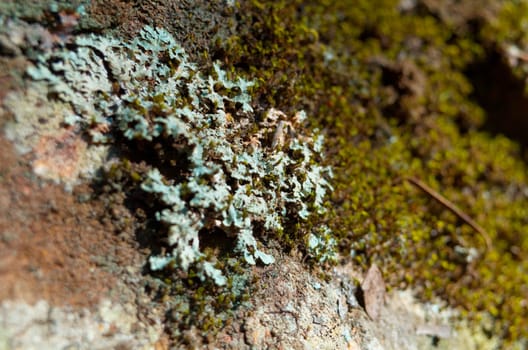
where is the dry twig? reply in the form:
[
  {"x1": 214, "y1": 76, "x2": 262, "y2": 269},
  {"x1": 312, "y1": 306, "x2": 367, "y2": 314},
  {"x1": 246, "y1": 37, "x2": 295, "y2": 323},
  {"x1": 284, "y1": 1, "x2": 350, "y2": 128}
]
[{"x1": 404, "y1": 176, "x2": 493, "y2": 252}]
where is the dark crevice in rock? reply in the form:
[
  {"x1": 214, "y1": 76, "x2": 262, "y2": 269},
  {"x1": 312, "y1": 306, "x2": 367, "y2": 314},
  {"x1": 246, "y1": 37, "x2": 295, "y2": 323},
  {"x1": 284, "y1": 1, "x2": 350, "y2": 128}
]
[{"x1": 466, "y1": 47, "x2": 528, "y2": 158}]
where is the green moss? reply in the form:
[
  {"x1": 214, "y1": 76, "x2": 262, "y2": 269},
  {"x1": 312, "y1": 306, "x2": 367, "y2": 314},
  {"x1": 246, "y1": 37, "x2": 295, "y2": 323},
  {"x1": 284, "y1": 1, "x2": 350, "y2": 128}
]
[
  {"x1": 158, "y1": 255, "x2": 253, "y2": 340},
  {"x1": 216, "y1": 0, "x2": 528, "y2": 345}
]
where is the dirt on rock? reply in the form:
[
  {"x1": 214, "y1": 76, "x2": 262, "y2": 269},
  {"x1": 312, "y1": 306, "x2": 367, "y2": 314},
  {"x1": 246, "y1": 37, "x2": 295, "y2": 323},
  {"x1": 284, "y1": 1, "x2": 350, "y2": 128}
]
[{"x1": 0, "y1": 135, "x2": 136, "y2": 307}]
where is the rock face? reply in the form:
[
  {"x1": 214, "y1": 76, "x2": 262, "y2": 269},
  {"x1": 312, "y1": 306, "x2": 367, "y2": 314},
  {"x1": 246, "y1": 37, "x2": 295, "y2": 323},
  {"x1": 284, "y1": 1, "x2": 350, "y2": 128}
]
[
  {"x1": 0, "y1": 1, "x2": 527, "y2": 349},
  {"x1": 0, "y1": 253, "x2": 498, "y2": 350}
]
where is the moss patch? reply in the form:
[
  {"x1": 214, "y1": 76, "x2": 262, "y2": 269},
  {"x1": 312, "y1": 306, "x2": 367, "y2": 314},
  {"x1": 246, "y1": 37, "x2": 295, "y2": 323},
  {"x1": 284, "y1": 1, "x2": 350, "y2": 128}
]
[{"x1": 215, "y1": 0, "x2": 528, "y2": 345}]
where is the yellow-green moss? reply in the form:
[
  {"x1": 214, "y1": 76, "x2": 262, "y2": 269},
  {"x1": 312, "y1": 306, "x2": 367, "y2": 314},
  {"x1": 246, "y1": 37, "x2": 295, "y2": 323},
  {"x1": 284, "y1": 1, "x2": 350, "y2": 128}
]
[{"x1": 216, "y1": 0, "x2": 528, "y2": 345}]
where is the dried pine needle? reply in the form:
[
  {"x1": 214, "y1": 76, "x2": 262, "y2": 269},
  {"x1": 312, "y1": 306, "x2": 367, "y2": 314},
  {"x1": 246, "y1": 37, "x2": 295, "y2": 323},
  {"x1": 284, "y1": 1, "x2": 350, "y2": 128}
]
[{"x1": 404, "y1": 176, "x2": 493, "y2": 252}]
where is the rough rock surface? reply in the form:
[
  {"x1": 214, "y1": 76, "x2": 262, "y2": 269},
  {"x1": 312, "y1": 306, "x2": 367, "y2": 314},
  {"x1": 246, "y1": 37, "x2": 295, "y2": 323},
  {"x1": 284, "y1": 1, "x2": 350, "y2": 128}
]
[{"x1": 0, "y1": 1, "x2": 525, "y2": 349}]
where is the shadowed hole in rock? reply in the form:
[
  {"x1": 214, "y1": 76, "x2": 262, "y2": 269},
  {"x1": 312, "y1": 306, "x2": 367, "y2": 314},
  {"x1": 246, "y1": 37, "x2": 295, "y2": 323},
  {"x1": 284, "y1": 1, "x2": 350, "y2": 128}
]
[{"x1": 465, "y1": 47, "x2": 528, "y2": 160}]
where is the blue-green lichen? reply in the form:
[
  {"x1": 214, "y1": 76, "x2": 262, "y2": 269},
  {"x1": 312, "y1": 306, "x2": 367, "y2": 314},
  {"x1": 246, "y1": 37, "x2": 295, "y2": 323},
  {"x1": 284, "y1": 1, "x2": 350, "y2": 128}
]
[{"x1": 27, "y1": 25, "x2": 334, "y2": 285}]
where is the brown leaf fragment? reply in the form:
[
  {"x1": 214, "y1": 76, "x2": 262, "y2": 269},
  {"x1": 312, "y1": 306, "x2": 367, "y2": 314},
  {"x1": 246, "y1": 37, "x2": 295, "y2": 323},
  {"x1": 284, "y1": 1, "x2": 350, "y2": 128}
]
[{"x1": 361, "y1": 264, "x2": 385, "y2": 320}]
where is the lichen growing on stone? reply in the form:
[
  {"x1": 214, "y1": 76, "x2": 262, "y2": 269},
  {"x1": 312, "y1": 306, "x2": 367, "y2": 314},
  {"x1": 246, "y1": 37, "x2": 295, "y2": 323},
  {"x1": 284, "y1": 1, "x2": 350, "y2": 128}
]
[
  {"x1": 26, "y1": 25, "x2": 334, "y2": 285},
  {"x1": 5, "y1": 0, "x2": 528, "y2": 346}
]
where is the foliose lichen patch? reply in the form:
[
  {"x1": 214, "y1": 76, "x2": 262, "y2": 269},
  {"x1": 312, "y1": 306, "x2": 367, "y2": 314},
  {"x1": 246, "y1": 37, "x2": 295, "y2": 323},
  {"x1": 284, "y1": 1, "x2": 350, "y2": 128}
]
[{"x1": 23, "y1": 25, "x2": 334, "y2": 285}]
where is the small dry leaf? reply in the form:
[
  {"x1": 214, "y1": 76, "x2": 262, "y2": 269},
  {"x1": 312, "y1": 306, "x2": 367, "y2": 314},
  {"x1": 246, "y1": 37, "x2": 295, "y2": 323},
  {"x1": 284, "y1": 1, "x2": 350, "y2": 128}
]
[{"x1": 361, "y1": 263, "x2": 385, "y2": 320}]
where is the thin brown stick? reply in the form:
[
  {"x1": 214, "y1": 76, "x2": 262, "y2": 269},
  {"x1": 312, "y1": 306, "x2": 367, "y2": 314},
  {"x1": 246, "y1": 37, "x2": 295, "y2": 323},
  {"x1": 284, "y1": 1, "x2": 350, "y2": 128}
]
[{"x1": 404, "y1": 176, "x2": 492, "y2": 252}]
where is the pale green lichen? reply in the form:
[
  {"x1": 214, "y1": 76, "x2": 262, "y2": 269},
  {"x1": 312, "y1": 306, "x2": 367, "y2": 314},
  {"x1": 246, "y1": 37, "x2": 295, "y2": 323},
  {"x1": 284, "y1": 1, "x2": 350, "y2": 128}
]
[{"x1": 26, "y1": 25, "x2": 334, "y2": 285}]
